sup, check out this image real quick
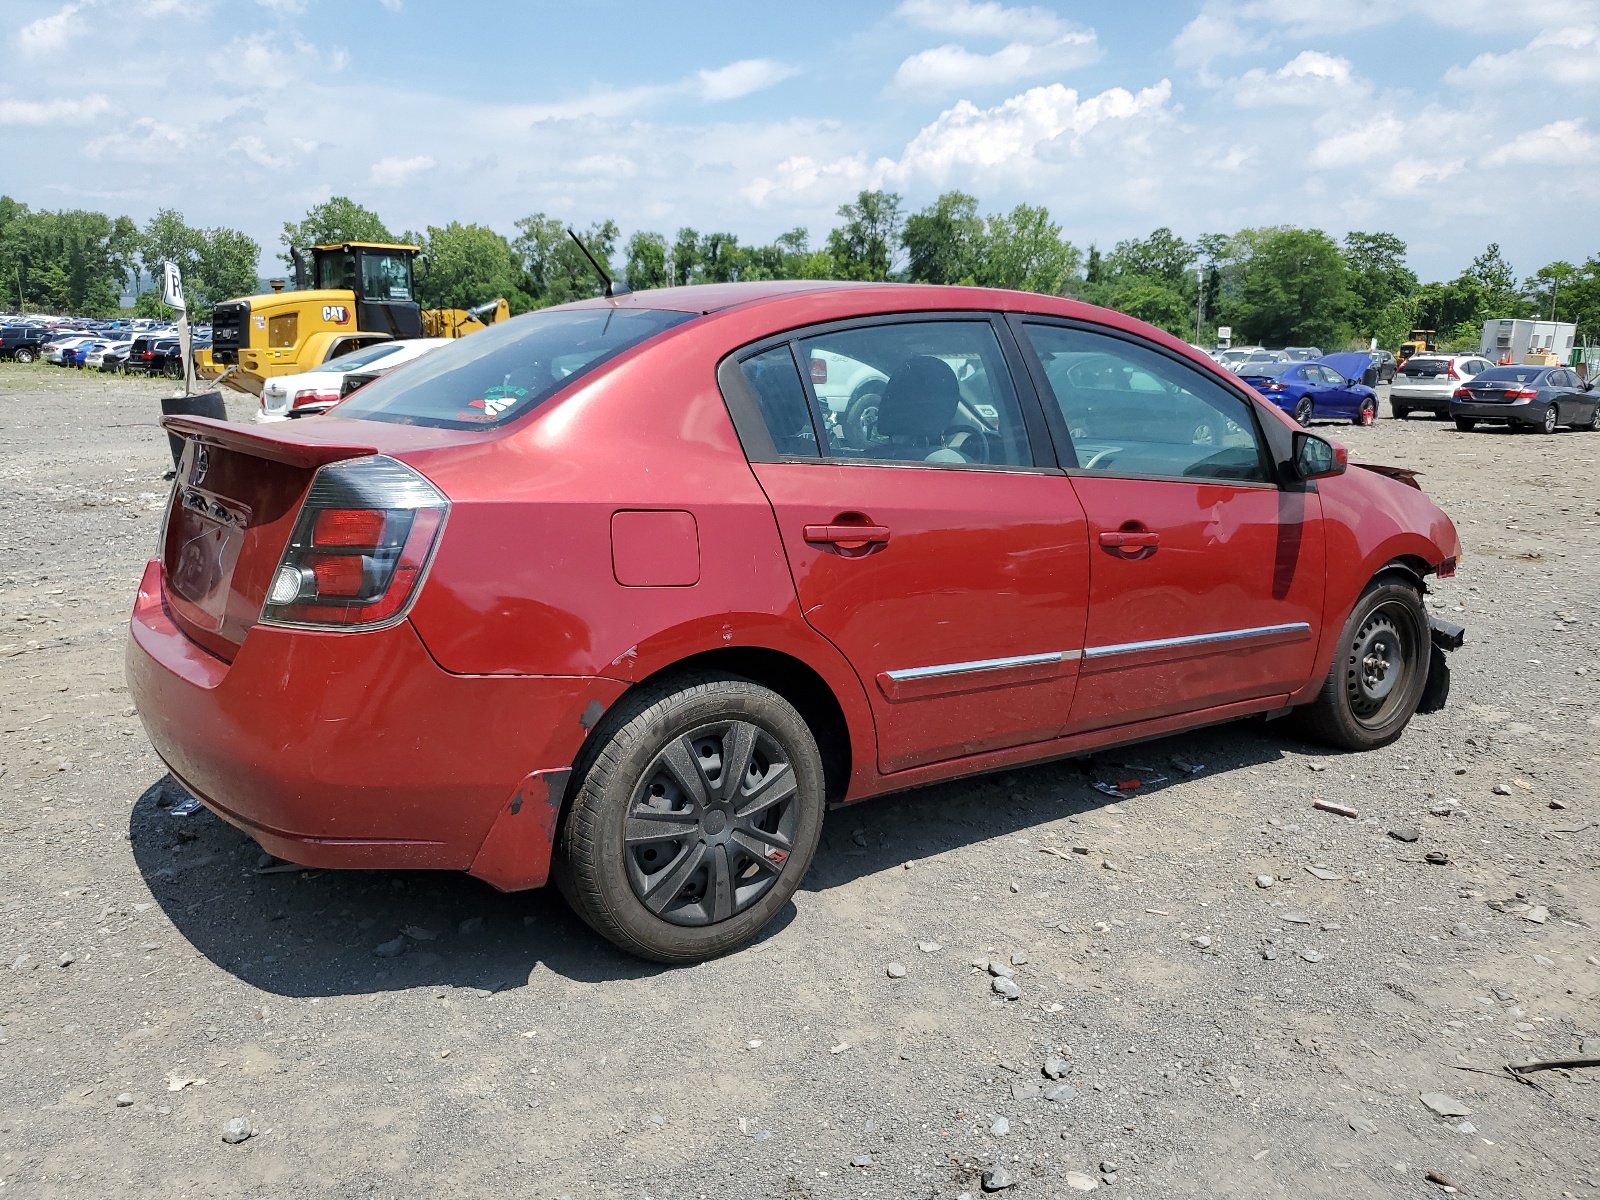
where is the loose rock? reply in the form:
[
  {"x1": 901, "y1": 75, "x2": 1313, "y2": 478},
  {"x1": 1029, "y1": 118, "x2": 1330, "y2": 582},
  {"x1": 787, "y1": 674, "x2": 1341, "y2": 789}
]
[
  {"x1": 1492, "y1": 784, "x2": 1512, "y2": 796},
  {"x1": 221, "y1": 1117, "x2": 254, "y2": 1144},
  {"x1": 1064, "y1": 1172, "x2": 1098, "y2": 1192},
  {"x1": 1388, "y1": 827, "x2": 1420, "y2": 843},
  {"x1": 988, "y1": 962, "x2": 1015, "y2": 979},
  {"x1": 993, "y1": 977, "x2": 1021, "y2": 1000},
  {"x1": 850, "y1": 1153, "x2": 874, "y2": 1168},
  {"x1": 1256, "y1": 874, "x2": 1275, "y2": 889},
  {"x1": 990, "y1": 1116, "x2": 1010, "y2": 1136},
  {"x1": 1043, "y1": 1083, "x2": 1076, "y2": 1103},
  {"x1": 1420, "y1": 1092, "x2": 1471, "y2": 1118},
  {"x1": 1349, "y1": 1116, "x2": 1377, "y2": 1134},
  {"x1": 917, "y1": 941, "x2": 940, "y2": 953},
  {"x1": 1043, "y1": 1056, "x2": 1071, "y2": 1079},
  {"x1": 1010, "y1": 951, "x2": 1029, "y2": 966},
  {"x1": 981, "y1": 1165, "x2": 1015, "y2": 1191},
  {"x1": 115, "y1": 1093, "x2": 134, "y2": 1107},
  {"x1": 1010, "y1": 1079, "x2": 1042, "y2": 1101},
  {"x1": 373, "y1": 936, "x2": 407, "y2": 958},
  {"x1": 886, "y1": 962, "x2": 906, "y2": 979}
]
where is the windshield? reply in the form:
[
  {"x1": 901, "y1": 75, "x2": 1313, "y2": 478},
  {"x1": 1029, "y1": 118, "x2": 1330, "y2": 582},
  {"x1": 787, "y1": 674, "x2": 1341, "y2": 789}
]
[
  {"x1": 316, "y1": 251, "x2": 355, "y2": 291},
  {"x1": 324, "y1": 341, "x2": 408, "y2": 370},
  {"x1": 359, "y1": 252, "x2": 412, "y2": 302},
  {"x1": 1473, "y1": 367, "x2": 1542, "y2": 384},
  {"x1": 335, "y1": 307, "x2": 697, "y2": 429}
]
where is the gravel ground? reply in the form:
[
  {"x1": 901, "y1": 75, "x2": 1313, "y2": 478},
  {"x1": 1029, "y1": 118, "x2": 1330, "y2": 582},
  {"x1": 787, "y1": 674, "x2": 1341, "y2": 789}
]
[{"x1": 1, "y1": 362, "x2": 1596, "y2": 1199}]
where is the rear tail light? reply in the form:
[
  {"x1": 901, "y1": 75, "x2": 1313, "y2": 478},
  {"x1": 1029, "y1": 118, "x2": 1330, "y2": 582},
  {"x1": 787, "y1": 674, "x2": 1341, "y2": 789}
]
[
  {"x1": 261, "y1": 455, "x2": 448, "y2": 631},
  {"x1": 291, "y1": 388, "x2": 341, "y2": 410},
  {"x1": 1453, "y1": 388, "x2": 1470, "y2": 398},
  {"x1": 1510, "y1": 388, "x2": 1539, "y2": 399},
  {"x1": 1446, "y1": 363, "x2": 1460, "y2": 379},
  {"x1": 810, "y1": 357, "x2": 827, "y2": 383}
]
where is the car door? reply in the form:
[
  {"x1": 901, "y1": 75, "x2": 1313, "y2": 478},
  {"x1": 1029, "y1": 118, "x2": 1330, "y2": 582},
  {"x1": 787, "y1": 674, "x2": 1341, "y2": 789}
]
[
  {"x1": 719, "y1": 317, "x2": 1090, "y2": 775},
  {"x1": 1014, "y1": 319, "x2": 1326, "y2": 733},
  {"x1": 1315, "y1": 364, "x2": 1359, "y2": 417}
]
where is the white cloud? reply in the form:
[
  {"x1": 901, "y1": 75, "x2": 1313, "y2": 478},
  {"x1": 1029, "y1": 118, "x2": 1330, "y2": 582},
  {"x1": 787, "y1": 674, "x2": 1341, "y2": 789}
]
[
  {"x1": 208, "y1": 33, "x2": 322, "y2": 91},
  {"x1": 16, "y1": 3, "x2": 85, "y2": 55},
  {"x1": 1486, "y1": 118, "x2": 1600, "y2": 165},
  {"x1": 0, "y1": 94, "x2": 111, "y2": 125},
  {"x1": 893, "y1": 33, "x2": 1099, "y2": 93},
  {"x1": 897, "y1": 0, "x2": 1069, "y2": 41},
  {"x1": 568, "y1": 153, "x2": 637, "y2": 178},
  {"x1": 378, "y1": 0, "x2": 402, "y2": 8},
  {"x1": 370, "y1": 154, "x2": 435, "y2": 185},
  {"x1": 1229, "y1": 50, "x2": 1367, "y2": 106},
  {"x1": 85, "y1": 117, "x2": 190, "y2": 162},
  {"x1": 893, "y1": 80, "x2": 1174, "y2": 181},
  {"x1": 1446, "y1": 26, "x2": 1600, "y2": 86},
  {"x1": 1309, "y1": 114, "x2": 1405, "y2": 167},
  {"x1": 742, "y1": 153, "x2": 877, "y2": 206},
  {"x1": 696, "y1": 59, "x2": 801, "y2": 102}
]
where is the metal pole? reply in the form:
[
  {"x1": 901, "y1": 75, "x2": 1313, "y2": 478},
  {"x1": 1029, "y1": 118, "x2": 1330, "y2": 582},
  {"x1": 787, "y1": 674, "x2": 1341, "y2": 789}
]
[{"x1": 1195, "y1": 266, "x2": 1204, "y2": 345}]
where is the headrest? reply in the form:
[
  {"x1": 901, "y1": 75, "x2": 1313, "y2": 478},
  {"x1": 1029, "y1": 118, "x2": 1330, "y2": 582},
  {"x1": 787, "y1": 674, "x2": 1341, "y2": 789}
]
[{"x1": 876, "y1": 355, "x2": 960, "y2": 439}]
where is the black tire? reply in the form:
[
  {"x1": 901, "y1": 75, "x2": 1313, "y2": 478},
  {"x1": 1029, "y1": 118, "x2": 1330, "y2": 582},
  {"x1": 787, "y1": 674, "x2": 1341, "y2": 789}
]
[
  {"x1": 555, "y1": 673, "x2": 825, "y2": 963},
  {"x1": 1538, "y1": 404, "x2": 1558, "y2": 434},
  {"x1": 163, "y1": 359, "x2": 182, "y2": 379},
  {"x1": 1294, "y1": 578, "x2": 1430, "y2": 751},
  {"x1": 1453, "y1": 417, "x2": 1476, "y2": 432},
  {"x1": 842, "y1": 382, "x2": 884, "y2": 450},
  {"x1": 13, "y1": 347, "x2": 34, "y2": 365},
  {"x1": 1586, "y1": 405, "x2": 1600, "y2": 432},
  {"x1": 1353, "y1": 396, "x2": 1377, "y2": 426},
  {"x1": 1391, "y1": 404, "x2": 1409, "y2": 420},
  {"x1": 1293, "y1": 396, "x2": 1314, "y2": 426}
]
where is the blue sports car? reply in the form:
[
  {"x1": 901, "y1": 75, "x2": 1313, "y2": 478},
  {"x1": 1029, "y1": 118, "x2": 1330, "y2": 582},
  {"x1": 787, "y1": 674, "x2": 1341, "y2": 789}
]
[{"x1": 1236, "y1": 351, "x2": 1380, "y2": 427}]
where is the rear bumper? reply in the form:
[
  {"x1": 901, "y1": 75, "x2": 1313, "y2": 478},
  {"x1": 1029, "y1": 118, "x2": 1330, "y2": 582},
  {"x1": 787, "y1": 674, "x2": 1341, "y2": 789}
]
[
  {"x1": 125, "y1": 559, "x2": 627, "y2": 889},
  {"x1": 1449, "y1": 399, "x2": 1538, "y2": 423},
  {"x1": 1390, "y1": 389, "x2": 1451, "y2": 411}
]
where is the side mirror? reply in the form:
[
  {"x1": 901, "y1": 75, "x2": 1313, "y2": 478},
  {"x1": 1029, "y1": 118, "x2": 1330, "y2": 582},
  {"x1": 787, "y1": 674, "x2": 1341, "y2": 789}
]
[{"x1": 1292, "y1": 430, "x2": 1347, "y2": 480}]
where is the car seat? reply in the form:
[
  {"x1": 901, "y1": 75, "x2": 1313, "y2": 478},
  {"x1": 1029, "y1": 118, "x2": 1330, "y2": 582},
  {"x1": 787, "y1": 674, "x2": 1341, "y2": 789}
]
[{"x1": 875, "y1": 355, "x2": 975, "y2": 463}]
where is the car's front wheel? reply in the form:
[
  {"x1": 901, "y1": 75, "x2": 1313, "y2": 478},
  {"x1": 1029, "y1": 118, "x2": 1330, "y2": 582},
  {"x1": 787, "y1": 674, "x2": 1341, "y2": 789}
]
[
  {"x1": 555, "y1": 673, "x2": 826, "y2": 963},
  {"x1": 1353, "y1": 397, "x2": 1377, "y2": 426},
  {"x1": 1586, "y1": 405, "x2": 1600, "y2": 432},
  {"x1": 1295, "y1": 579, "x2": 1430, "y2": 751}
]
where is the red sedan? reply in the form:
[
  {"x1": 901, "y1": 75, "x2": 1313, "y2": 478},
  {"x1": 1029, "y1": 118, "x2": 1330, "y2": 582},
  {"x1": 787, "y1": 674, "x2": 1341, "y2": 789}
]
[{"x1": 128, "y1": 282, "x2": 1463, "y2": 962}]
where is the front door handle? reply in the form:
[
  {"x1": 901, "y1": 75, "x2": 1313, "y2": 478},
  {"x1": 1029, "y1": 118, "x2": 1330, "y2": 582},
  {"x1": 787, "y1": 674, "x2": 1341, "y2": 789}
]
[
  {"x1": 804, "y1": 523, "x2": 891, "y2": 550},
  {"x1": 1099, "y1": 530, "x2": 1160, "y2": 549}
]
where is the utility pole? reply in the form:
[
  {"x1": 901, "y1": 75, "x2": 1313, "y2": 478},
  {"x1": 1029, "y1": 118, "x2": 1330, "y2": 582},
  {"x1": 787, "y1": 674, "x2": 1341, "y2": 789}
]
[{"x1": 1195, "y1": 266, "x2": 1204, "y2": 346}]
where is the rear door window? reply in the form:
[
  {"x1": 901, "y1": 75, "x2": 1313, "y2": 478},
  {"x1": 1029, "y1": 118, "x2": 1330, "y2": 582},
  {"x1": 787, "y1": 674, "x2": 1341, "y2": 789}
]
[
  {"x1": 738, "y1": 346, "x2": 821, "y2": 458},
  {"x1": 1021, "y1": 322, "x2": 1269, "y2": 483},
  {"x1": 796, "y1": 320, "x2": 1034, "y2": 467}
]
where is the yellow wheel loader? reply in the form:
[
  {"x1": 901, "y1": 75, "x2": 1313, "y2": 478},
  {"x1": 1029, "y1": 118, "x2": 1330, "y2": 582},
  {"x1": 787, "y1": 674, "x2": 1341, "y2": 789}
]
[{"x1": 196, "y1": 242, "x2": 509, "y2": 396}]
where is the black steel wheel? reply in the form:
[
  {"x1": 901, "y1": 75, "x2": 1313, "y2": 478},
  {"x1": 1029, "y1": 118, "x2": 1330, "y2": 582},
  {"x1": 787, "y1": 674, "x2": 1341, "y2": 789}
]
[
  {"x1": 555, "y1": 673, "x2": 825, "y2": 963},
  {"x1": 1539, "y1": 404, "x2": 1558, "y2": 434},
  {"x1": 1293, "y1": 396, "x2": 1314, "y2": 426},
  {"x1": 1293, "y1": 579, "x2": 1430, "y2": 751}
]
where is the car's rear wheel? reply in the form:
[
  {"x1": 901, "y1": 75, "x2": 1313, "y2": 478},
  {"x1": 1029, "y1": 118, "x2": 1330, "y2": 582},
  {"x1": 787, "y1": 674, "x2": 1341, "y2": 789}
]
[
  {"x1": 1354, "y1": 397, "x2": 1377, "y2": 426},
  {"x1": 1539, "y1": 404, "x2": 1558, "y2": 434},
  {"x1": 1391, "y1": 404, "x2": 1409, "y2": 420},
  {"x1": 1293, "y1": 397, "x2": 1314, "y2": 426},
  {"x1": 14, "y1": 348, "x2": 34, "y2": 364},
  {"x1": 555, "y1": 673, "x2": 825, "y2": 963},
  {"x1": 1294, "y1": 579, "x2": 1430, "y2": 751},
  {"x1": 1454, "y1": 417, "x2": 1476, "y2": 432},
  {"x1": 843, "y1": 384, "x2": 883, "y2": 450}
]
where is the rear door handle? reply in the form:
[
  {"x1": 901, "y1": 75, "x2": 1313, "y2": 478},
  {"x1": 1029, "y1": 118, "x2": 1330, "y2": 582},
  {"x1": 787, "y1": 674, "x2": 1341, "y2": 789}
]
[
  {"x1": 1099, "y1": 530, "x2": 1160, "y2": 549},
  {"x1": 804, "y1": 523, "x2": 891, "y2": 549}
]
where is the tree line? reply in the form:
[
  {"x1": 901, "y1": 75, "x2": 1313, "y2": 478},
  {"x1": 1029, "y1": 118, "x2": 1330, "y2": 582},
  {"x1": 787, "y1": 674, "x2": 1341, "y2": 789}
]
[{"x1": 5, "y1": 189, "x2": 1596, "y2": 351}]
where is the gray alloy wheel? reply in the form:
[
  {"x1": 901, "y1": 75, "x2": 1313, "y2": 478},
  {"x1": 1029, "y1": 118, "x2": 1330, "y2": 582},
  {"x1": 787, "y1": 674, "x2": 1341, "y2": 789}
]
[
  {"x1": 1587, "y1": 404, "x2": 1600, "y2": 432},
  {"x1": 554, "y1": 672, "x2": 825, "y2": 963},
  {"x1": 13, "y1": 347, "x2": 34, "y2": 364},
  {"x1": 1539, "y1": 404, "x2": 1558, "y2": 434},
  {"x1": 1293, "y1": 396, "x2": 1314, "y2": 426},
  {"x1": 843, "y1": 385, "x2": 884, "y2": 450}
]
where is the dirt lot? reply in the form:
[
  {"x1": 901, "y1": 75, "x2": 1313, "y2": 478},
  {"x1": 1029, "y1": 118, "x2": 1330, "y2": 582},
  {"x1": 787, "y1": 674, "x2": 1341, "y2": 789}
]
[{"x1": 0, "y1": 361, "x2": 1596, "y2": 1199}]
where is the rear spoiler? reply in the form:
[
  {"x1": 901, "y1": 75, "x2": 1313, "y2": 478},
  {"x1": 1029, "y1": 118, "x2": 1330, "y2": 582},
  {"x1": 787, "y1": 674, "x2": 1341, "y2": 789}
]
[{"x1": 161, "y1": 415, "x2": 378, "y2": 470}]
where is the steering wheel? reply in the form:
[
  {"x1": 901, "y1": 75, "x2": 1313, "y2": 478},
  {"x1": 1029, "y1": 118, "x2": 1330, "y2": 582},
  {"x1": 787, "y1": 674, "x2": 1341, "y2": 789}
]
[{"x1": 940, "y1": 424, "x2": 990, "y2": 463}]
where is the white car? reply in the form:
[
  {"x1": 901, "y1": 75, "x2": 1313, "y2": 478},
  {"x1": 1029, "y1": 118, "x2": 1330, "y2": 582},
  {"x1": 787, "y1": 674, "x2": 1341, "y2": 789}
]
[
  {"x1": 86, "y1": 339, "x2": 134, "y2": 371},
  {"x1": 1390, "y1": 353, "x2": 1496, "y2": 419},
  {"x1": 43, "y1": 335, "x2": 99, "y2": 364},
  {"x1": 256, "y1": 338, "x2": 450, "y2": 422}
]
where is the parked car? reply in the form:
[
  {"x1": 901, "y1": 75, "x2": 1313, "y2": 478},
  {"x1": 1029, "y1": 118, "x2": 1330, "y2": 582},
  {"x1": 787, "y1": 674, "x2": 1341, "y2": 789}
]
[
  {"x1": 131, "y1": 282, "x2": 1463, "y2": 962},
  {"x1": 1279, "y1": 346, "x2": 1324, "y2": 362},
  {"x1": 86, "y1": 339, "x2": 135, "y2": 371},
  {"x1": 43, "y1": 334, "x2": 100, "y2": 364},
  {"x1": 1, "y1": 325, "x2": 46, "y2": 363},
  {"x1": 1214, "y1": 346, "x2": 1266, "y2": 371},
  {"x1": 1237, "y1": 352, "x2": 1380, "y2": 426},
  {"x1": 1368, "y1": 349, "x2": 1397, "y2": 384},
  {"x1": 1450, "y1": 365, "x2": 1600, "y2": 433},
  {"x1": 1227, "y1": 349, "x2": 1287, "y2": 373},
  {"x1": 258, "y1": 338, "x2": 451, "y2": 421},
  {"x1": 1389, "y1": 353, "x2": 1495, "y2": 419}
]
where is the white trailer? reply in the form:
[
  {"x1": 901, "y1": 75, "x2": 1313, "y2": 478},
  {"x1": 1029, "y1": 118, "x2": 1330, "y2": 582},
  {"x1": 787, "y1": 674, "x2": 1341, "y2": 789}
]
[{"x1": 1479, "y1": 318, "x2": 1577, "y2": 365}]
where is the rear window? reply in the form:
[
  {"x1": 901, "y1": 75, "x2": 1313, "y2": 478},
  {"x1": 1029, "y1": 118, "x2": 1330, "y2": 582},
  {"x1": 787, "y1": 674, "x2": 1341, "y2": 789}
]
[
  {"x1": 1402, "y1": 357, "x2": 1447, "y2": 373},
  {"x1": 1473, "y1": 367, "x2": 1542, "y2": 384},
  {"x1": 334, "y1": 307, "x2": 696, "y2": 429}
]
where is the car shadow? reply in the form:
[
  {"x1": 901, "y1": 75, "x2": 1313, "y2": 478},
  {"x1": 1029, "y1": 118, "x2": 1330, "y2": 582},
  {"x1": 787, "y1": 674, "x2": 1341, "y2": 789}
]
[{"x1": 129, "y1": 718, "x2": 1305, "y2": 997}]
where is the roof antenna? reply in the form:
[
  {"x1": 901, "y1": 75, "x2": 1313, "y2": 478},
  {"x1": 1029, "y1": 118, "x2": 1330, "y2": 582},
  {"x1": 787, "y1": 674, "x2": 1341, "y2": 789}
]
[{"x1": 566, "y1": 229, "x2": 630, "y2": 298}]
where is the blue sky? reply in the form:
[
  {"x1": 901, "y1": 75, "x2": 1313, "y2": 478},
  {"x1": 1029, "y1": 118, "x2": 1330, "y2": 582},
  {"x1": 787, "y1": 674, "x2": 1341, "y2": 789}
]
[{"x1": 4, "y1": 0, "x2": 1597, "y2": 280}]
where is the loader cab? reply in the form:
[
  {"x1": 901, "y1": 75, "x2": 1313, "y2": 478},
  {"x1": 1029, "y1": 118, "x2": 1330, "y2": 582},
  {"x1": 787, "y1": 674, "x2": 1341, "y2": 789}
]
[{"x1": 312, "y1": 243, "x2": 423, "y2": 338}]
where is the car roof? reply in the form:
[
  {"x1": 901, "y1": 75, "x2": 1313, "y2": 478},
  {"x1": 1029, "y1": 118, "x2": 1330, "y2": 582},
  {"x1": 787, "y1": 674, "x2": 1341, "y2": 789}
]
[{"x1": 564, "y1": 279, "x2": 869, "y2": 314}]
